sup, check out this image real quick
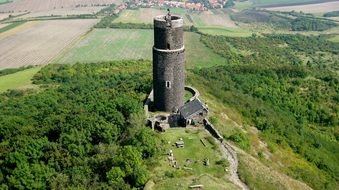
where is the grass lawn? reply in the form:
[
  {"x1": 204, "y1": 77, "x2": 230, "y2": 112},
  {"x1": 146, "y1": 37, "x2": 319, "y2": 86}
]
[
  {"x1": 148, "y1": 128, "x2": 239, "y2": 190},
  {"x1": 198, "y1": 27, "x2": 252, "y2": 37},
  {"x1": 0, "y1": 66, "x2": 41, "y2": 93}
]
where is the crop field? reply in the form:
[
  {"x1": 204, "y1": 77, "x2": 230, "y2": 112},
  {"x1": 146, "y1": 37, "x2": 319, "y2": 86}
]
[
  {"x1": 0, "y1": 66, "x2": 41, "y2": 93},
  {"x1": 265, "y1": 1, "x2": 339, "y2": 13},
  {"x1": 57, "y1": 29, "x2": 153, "y2": 63},
  {"x1": 190, "y1": 10, "x2": 236, "y2": 28},
  {"x1": 0, "y1": 19, "x2": 97, "y2": 69},
  {"x1": 0, "y1": 0, "x2": 121, "y2": 13},
  {"x1": 0, "y1": 23, "x2": 9, "y2": 28},
  {"x1": 57, "y1": 28, "x2": 227, "y2": 69},
  {"x1": 251, "y1": 0, "x2": 325, "y2": 7},
  {"x1": 19, "y1": 7, "x2": 102, "y2": 19},
  {"x1": 0, "y1": 13, "x2": 8, "y2": 20},
  {"x1": 114, "y1": 8, "x2": 237, "y2": 29},
  {"x1": 113, "y1": 8, "x2": 166, "y2": 24}
]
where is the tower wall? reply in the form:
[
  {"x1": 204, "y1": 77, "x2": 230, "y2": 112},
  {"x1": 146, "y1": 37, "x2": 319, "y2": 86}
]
[{"x1": 153, "y1": 15, "x2": 185, "y2": 112}]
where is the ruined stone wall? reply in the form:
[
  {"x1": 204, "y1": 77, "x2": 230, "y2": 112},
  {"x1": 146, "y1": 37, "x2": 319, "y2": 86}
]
[{"x1": 153, "y1": 15, "x2": 185, "y2": 112}]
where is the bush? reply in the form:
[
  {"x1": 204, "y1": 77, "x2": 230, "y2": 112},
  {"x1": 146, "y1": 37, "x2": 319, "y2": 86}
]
[
  {"x1": 228, "y1": 131, "x2": 250, "y2": 150},
  {"x1": 215, "y1": 159, "x2": 229, "y2": 168}
]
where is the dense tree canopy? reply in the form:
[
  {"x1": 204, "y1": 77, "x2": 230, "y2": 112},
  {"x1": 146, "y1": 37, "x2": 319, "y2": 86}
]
[{"x1": 0, "y1": 61, "x2": 159, "y2": 189}]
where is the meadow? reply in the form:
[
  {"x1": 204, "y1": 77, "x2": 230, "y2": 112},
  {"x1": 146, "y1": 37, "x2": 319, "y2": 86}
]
[
  {"x1": 57, "y1": 28, "x2": 226, "y2": 69},
  {"x1": 0, "y1": 66, "x2": 41, "y2": 93}
]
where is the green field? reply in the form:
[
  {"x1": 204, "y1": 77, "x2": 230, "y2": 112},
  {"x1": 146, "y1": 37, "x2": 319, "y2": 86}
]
[
  {"x1": 198, "y1": 27, "x2": 252, "y2": 37},
  {"x1": 185, "y1": 32, "x2": 226, "y2": 68},
  {"x1": 113, "y1": 8, "x2": 192, "y2": 26},
  {"x1": 0, "y1": 67, "x2": 41, "y2": 93},
  {"x1": 113, "y1": 9, "x2": 160, "y2": 24},
  {"x1": 57, "y1": 29, "x2": 153, "y2": 63},
  {"x1": 57, "y1": 29, "x2": 226, "y2": 69},
  {"x1": 148, "y1": 128, "x2": 239, "y2": 190},
  {"x1": 0, "y1": 21, "x2": 25, "y2": 33},
  {"x1": 0, "y1": 0, "x2": 12, "y2": 4},
  {"x1": 113, "y1": 8, "x2": 237, "y2": 28}
]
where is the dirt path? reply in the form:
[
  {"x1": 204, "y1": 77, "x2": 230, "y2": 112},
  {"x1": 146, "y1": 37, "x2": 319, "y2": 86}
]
[
  {"x1": 204, "y1": 126, "x2": 250, "y2": 190},
  {"x1": 219, "y1": 140, "x2": 250, "y2": 190}
]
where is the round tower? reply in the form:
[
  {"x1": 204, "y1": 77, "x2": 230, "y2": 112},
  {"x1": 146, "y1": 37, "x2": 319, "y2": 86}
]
[{"x1": 153, "y1": 12, "x2": 185, "y2": 112}]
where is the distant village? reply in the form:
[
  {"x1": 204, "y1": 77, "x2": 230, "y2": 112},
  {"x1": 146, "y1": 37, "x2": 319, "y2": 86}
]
[{"x1": 124, "y1": 0, "x2": 233, "y2": 11}]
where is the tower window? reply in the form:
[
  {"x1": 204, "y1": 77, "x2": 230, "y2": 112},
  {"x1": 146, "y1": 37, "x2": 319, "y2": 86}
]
[
  {"x1": 166, "y1": 81, "x2": 171, "y2": 89},
  {"x1": 167, "y1": 43, "x2": 170, "y2": 49}
]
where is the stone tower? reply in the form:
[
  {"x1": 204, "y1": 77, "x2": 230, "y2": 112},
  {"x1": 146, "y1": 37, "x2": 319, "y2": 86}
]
[{"x1": 153, "y1": 11, "x2": 185, "y2": 112}]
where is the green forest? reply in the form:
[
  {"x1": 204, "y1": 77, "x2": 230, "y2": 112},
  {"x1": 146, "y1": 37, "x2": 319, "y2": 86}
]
[
  {"x1": 0, "y1": 61, "x2": 160, "y2": 189},
  {"x1": 189, "y1": 33, "x2": 339, "y2": 189}
]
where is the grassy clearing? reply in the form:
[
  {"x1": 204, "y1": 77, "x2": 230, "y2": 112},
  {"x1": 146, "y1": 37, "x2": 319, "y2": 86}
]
[
  {"x1": 148, "y1": 128, "x2": 239, "y2": 190},
  {"x1": 57, "y1": 29, "x2": 153, "y2": 64},
  {"x1": 198, "y1": 27, "x2": 252, "y2": 37},
  {"x1": 0, "y1": 66, "x2": 41, "y2": 93}
]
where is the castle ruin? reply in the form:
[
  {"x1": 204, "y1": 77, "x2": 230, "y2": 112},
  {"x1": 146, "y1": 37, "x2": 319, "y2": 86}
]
[
  {"x1": 153, "y1": 11, "x2": 185, "y2": 112},
  {"x1": 145, "y1": 10, "x2": 208, "y2": 130}
]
